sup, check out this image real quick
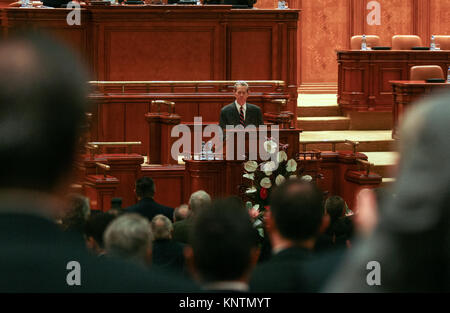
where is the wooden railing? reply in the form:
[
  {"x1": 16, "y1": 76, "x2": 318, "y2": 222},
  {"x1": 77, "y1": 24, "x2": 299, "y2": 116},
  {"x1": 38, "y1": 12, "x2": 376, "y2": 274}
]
[{"x1": 86, "y1": 141, "x2": 142, "y2": 156}]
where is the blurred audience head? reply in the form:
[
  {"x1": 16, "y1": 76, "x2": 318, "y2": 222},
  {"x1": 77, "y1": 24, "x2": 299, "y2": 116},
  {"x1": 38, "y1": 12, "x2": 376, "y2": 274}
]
[
  {"x1": 326, "y1": 91, "x2": 450, "y2": 292},
  {"x1": 135, "y1": 177, "x2": 155, "y2": 200},
  {"x1": 325, "y1": 195, "x2": 345, "y2": 222},
  {"x1": 111, "y1": 198, "x2": 122, "y2": 210},
  {"x1": 85, "y1": 212, "x2": 116, "y2": 255},
  {"x1": 188, "y1": 190, "x2": 211, "y2": 215},
  {"x1": 61, "y1": 194, "x2": 90, "y2": 233},
  {"x1": 104, "y1": 213, "x2": 153, "y2": 266},
  {"x1": 108, "y1": 198, "x2": 124, "y2": 217},
  {"x1": 267, "y1": 179, "x2": 325, "y2": 250},
  {"x1": 185, "y1": 198, "x2": 259, "y2": 287},
  {"x1": 173, "y1": 204, "x2": 190, "y2": 222},
  {"x1": 151, "y1": 214, "x2": 173, "y2": 240},
  {"x1": 0, "y1": 34, "x2": 87, "y2": 196}
]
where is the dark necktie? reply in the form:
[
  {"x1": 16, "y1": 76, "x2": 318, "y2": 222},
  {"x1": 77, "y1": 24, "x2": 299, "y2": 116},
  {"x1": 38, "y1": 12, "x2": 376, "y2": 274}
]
[{"x1": 239, "y1": 106, "x2": 245, "y2": 126}]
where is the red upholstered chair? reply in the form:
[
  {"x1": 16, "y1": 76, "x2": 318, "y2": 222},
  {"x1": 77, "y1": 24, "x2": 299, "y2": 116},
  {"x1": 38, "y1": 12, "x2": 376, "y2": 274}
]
[
  {"x1": 392, "y1": 35, "x2": 422, "y2": 50},
  {"x1": 350, "y1": 35, "x2": 381, "y2": 50},
  {"x1": 410, "y1": 65, "x2": 445, "y2": 81},
  {"x1": 434, "y1": 36, "x2": 450, "y2": 50}
]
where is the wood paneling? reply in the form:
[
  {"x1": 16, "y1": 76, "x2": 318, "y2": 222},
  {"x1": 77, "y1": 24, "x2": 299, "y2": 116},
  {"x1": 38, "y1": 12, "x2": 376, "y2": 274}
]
[
  {"x1": 430, "y1": 0, "x2": 450, "y2": 36},
  {"x1": 363, "y1": 0, "x2": 414, "y2": 46},
  {"x1": 289, "y1": 0, "x2": 450, "y2": 90},
  {"x1": 337, "y1": 50, "x2": 450, "y2": 112},
  {"x1": 1, "y1": 6, "x2": 298, "y2": 98},
  {"x1": 229, "y1": 26, "x2": 273, "y2": 79},
  {"x1": 391, "y1": 81, "x2": 450, "y2": 139},
  {"x1": 141, "y1": 165, "x2": 186, "y2": 208},
  {"x1": 106, "y1": 26, "x2": 216, "y2": 81},
  {"x1": 299, "y1": 0, "x2": 349, "y2": 84}
]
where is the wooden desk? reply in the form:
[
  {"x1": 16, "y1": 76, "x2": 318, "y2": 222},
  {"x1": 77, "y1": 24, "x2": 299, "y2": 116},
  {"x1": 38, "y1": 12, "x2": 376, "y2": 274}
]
[
  {"x1": 337, "y1": 50, "x2": 450, "y2": 113},
  {"x1": 2, "y1": 6, "x2": 299, "y2": 109},
  {"x1": 391, "y1": 80, "x2": 450, "y2": 139}
]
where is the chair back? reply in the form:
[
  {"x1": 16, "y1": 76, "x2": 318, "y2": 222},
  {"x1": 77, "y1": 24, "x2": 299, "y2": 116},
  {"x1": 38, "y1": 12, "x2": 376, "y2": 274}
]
[
  {"x1": 435, "y1": 35, "x2": 450, "y2": 50},
  {"x1": 350, "y1": 35, "x2": 381, "y2": 50},
  {"x1": 392, "y1": 35, "x2": 422, "y2": 50},
  {"x1": 410, "y1": 65, "x2": 444, "y2": 80}
]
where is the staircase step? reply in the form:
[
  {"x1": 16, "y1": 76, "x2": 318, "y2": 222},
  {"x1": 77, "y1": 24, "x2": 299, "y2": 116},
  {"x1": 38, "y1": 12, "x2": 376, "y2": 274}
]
[
  {"x1": 381, "y1": 177, "x2": 396, "y2": 188},
  {"x1": 298, "y1": 105, "x2": 340, "y2": 117},
  {"x1": 298, "y1": 94, "x2": 337, "y2": 106},
  {"x1": 298, "y1": 84, "x2": 338, "y2": 94},
  {"x1": 297, "y1": 116, "x2": 350, "y2": 131},
  {"x1": 300, "y1": 130, "x2": 396, "y2": 152}
]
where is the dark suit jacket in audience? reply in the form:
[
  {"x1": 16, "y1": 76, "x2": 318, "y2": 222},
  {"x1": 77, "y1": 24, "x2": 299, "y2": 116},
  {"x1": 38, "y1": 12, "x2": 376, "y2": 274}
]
[
  {"x1": 125, "y1": 197, "x2": 174, "y2": 222},
  {"x1": 172, "y1": 218, "x2": 193, "y2": 244},
  {"x1": 0, "y1": 211, "x2": 196, "y2": 292},
  {"x1": 250, "y1": 246, "x2": 346, "y2": 292},
  {"x1": 250, "y1": 247, "x2": 313, "y2": 292},
  {"x1": 152, "y1": 239, "x2": 185, "y2": 273}
]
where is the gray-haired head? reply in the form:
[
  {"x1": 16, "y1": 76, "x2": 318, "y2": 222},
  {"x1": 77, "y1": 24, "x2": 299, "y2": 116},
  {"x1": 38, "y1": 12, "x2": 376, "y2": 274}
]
[
  {"x1": 151, "y1": 214, "x2": 173, "y2": 240},
  {"x1": 104, "y1": 213, "x2": 153, "y2": 265},
  {"x1": 173, "y1": 204, "x2": 190, "y2": 222},
  {"x1": 233, "y1": 81, "x2": 249, "y2": 92},
  {"x1": 189, "y1": 190, "x2": 212, "y2": 214}
]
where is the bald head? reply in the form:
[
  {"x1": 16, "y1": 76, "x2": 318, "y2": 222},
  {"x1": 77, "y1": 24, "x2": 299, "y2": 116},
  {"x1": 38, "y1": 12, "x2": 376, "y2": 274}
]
[
  {"x1": 0, "y1": 35, "x2": 88, "y2": 192},
  {"x1": 174, "y1": 204, "x2": 190, "y2": 222}
]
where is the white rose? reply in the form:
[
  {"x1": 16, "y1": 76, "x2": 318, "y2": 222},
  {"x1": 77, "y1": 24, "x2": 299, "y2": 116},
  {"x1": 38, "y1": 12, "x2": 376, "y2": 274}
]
[
  {"x1": 244, "y1": 161, "x2": 258, "y2": 172},
  {"x1": 289, "y1": 174, "x2": 297, "y2": 180},
  {"x1": 260, "y1": 177, "x2": 272, "y2": 189},
  {"x1": 277, "y1": 151, "x2": 288, "y2": 163},
  {"x1": 243, "y1": 173, "x2": 255, "y2": 180},
  {"x1": 263, "y1": 140, "x2": 278, "y2": 154},
  {"x1": 262, "y1": 161, "x2": 277, "y2": 172},
  {"x1": 245, "y1": 186, "x2": 257, "y2": 194},
  {"x1": 275, "y1": 174, "x2": 286, "y2": 186},
  {"x1": 301, "y1": 175, "x2": 313, "y2": 182},
  {"x1": 286, "y1": 159, "x2": 297, "y2": 172}
]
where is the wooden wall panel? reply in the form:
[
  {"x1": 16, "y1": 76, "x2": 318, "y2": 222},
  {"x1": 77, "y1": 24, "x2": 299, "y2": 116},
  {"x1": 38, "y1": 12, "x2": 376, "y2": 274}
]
[
  {"x1": 294, "y1": 0, "x2": 449, "y2": 90},
  {"x1": 430, "y1": 0, "x2": 450, "y2": 36},
  {"x1": 106, "y1": 27, "x2": 216, "y2": 81},
  {"x1": 299, "y1": 0, "x2": 349, "y2": 84},
  {"x1": 124, "y1": 101, "x2": 150, "y2": 153},
  {"x1": 141, "y1": 166, "x2": 186, "y2": 208},
  {"x1": 362, "y1": 0, "x2": 414, "y2": 46},
  {"x1": 229, "y1": 27, "x2": 273, "y2": 79}
]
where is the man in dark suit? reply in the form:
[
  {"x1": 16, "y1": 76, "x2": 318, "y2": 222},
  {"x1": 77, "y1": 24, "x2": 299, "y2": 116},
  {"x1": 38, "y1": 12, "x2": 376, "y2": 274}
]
[
  {"x1": 0, "y1": 35, "x2": 196, "y2": 292},
  {"x1": 125, "y1": 177, "x2": 174, "y2": 222},
  {"x1": 249, "y1": 180, "x2": 345, "y2": 292},
  {"x1": 151, "y1": 214, "x2": 185, "y2": 274},
  {"x1": 219, "y1": 81, "x2": 264, "y2": 130},
  {"x1": 173, "y1": 190, "x2": 211, "y2": 244}
]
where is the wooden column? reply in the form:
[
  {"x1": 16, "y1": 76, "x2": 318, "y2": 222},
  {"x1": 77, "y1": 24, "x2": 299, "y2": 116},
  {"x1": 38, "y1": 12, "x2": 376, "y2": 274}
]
[
  {"x1": 84, "y1": 154, "x2": 144, "y2": 208},
  {"x1": 84, "y1": 175, "x2": 120, "y2": 212},
  {"x1": 145, "y1": 113, "x2": 181, "y2": 165},
  {"x1": 184, "y1": 160, "x2": 227, "y2": 202}
]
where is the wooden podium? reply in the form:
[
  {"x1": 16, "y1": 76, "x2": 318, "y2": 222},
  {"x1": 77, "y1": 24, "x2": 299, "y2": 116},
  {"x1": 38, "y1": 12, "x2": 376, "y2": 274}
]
[{"x1": 183, "y1": 127, "x2": 302, "y2": 201}]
